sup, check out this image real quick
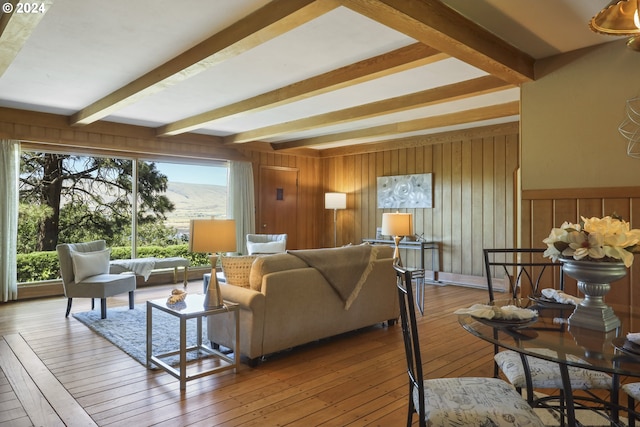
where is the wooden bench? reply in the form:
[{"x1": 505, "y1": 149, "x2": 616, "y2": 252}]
[{"x1": 109, "y1": 257, "x2": 190, "y2": 286}]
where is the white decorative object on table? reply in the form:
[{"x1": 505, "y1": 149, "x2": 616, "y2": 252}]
[
  {"x1": 541, "y1": 288, "x2": 583, "y2": 305},
  {"x1": 543, "y1": 215, "x2": 640, "y2": 331},
  {"x1": 454, "y1": 304, "x2": 537, "y2": 320}
]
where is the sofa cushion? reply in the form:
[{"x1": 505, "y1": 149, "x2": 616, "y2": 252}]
[
  {"x1": 221, "y1": 255, "x2": 257, "y2": 288},
  {"x1": 249, "y1": 253, "x2": 308, "y2": 291},
  {"x1": 70, "y1": 248, "x2": 111, "y2": 283}
]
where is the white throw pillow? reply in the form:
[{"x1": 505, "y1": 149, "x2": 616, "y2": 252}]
[
  {"x1": 70, "y1": 248, "x2": 111, "y2": 282},
  {"x1": 248, "y1": 241, "x2": 286, "y2": 254}
]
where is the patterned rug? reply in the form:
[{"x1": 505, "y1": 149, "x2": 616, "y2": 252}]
[{"x1": 73, "y1": 303, "x2": 212, "y2": 367}]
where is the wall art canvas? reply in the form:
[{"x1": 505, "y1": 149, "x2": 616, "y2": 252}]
[{"x1": 377, "y1": 173, "x2": 433, "y2": 208}]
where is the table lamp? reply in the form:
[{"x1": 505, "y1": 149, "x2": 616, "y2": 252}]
[
  {"x1": 381, "y1": 212, "x2": 413, "y2": 266},
  {"x1": 325, "y1": 192, "x2": 347, "y2": 247},
  {"x1": 189, "y1": 219, "x2": 237, "y2": 309}
]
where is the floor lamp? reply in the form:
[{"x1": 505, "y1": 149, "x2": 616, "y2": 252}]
[
  {"x1": 189, "y1": 219, "x2": 237, "y2": 309},
  {"x1": 325, "y1": 192, "x2": 346, "y2": 247},
  {"x1": 381, "y1": 212, "x2": 413, "y2": 266}
]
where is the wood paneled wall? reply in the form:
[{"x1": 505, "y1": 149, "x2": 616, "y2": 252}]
[
  {"x1": 321, "y1": 124, "x2": 520, "y2": 287},
  {"x1": 237, "y1": 148, "x2": 323, "y2": 250},
  {"x1": 522, "y1": 187, "x2": 640, "y2": 307}
]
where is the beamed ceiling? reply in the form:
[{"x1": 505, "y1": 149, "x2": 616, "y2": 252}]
[{"x1": 0, "y1": 0, "x2": 619, "y2": 154}]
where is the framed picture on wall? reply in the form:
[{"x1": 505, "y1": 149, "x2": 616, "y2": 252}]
[{"x1": 377, "y1": 173, "x2": 433, "y2": 208}]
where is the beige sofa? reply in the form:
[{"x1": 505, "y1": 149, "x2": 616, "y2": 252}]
[{"x1": 207, "y1": 244, "x2": 398, "y2": 365}]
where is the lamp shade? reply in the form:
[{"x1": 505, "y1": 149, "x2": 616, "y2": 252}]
[
  {"x1": 325, "y1": 192, "x2": 347, "y2": 210},
  {"x1": 590, "y1": 0, "x2": 640, "y2": 35},
  {"x1": 189, "y1": 219, "x2": 237, "y2": 253},
  {"x1": 381, "y1": 212, "x2": 413, "y2": 237}
]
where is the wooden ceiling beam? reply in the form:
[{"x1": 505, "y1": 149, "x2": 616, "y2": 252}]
[
  {"x1": 156, "y1": 42, "x2": 447, "y2": 136},
  {"x1": 224, "y1": 75, "x2": 512, "y2": 143},
  {"x1": 70, "y1": 0, "x2": 341, "y2": 126},
  {"x1": 341, "y1": 0, "x2": 535, "y2": 84},
  {"x1": 0, "y1": 0, "x2": 52, "y2": 78},
  {"x1": 271, "y1": 100, "x2": 519, "y2": 150}
]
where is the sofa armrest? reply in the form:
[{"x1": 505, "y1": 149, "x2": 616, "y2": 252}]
[
  {"x1": 219, "y1": 283, "x2": 264, "y2": 310},
  {"x1": 207, "y1": 283, "x2": 266, "y2": 360}
]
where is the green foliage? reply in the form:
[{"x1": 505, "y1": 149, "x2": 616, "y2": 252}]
[
  {"x1": 18, "y1": 153, "x2": 176, "y2": 251},
  {"x1": 17, "y1": 203, "x2": 53, "y2": 253},
  {"x1": 17, "y1": 251, "x2": 60, "y2": 283},
  {"x1": 17, "y1": 244, "x2": 211, "y2": 283}
]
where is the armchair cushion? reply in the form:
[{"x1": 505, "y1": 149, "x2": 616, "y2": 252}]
[
  {"x1": 70, "y1": 248, "x2": 111, "y2": 282},
  {"x1": 221, "y1": 255, "x2": 257, "y2": 288},
  {"x1": 246, "y1": 234, "x2": 287, "y2": 255}
]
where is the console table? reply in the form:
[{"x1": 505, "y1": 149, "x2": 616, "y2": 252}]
[
  {"x1": 364, "y1": 239, "x2": 440, "y2": 315},
  {"x1": 362, "y1": 238, "x2": 440, "y2": 281}
]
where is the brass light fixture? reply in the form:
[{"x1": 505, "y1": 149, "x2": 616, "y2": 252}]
[{"x1": 589, "y1": 0, "x2": 640, "y2": 51}]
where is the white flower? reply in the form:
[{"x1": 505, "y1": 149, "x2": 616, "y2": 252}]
[
  {"x1": 542, "y1": 215, "x2": 640, "y2": 267},
  {"x1": 565, "y1": 230, "x2": 604, "y2": 260}
]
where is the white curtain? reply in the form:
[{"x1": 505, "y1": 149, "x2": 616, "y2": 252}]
[
  {"x1": 228, "y1": 161, "x2": 255, "y2": 255},
  {"x1": 1, "y1": 140, "x2": 20, "y2": 302}
]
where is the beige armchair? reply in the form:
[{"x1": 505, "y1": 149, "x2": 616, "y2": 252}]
[
  {"x1": 245, "y1": 234, "x2": 287, "y2": 255},
  {"x1": 57, "y1": 240, "x2": 136, "y2": 319}
]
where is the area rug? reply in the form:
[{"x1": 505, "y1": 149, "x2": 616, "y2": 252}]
[{"x1": 73, "y1": 303, "x2": 213, "y2": 368}]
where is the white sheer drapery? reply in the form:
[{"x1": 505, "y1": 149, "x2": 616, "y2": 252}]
[
  {"x1": 1, "y1": 140, "x2": 20, "y2": 301},
  {"x1": 228, "y1": 161, "x2": 255, "y2": 255}
]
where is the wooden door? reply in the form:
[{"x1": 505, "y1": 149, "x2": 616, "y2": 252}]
[{"x1": 259, "y1": 166, "x2": 298, "y2": 249}]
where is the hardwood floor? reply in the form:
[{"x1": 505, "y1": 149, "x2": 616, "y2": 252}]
[{"x1": 0, "y1": 281, "x2": 500, "y2": 426}]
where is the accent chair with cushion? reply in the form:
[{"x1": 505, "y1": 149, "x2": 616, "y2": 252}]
[
  {"x1": 245, "y1": 233, "x2": 287, "y2": 255},
  {"x1": 57, "y1": 240, "x2": 136, "y2": 319}
]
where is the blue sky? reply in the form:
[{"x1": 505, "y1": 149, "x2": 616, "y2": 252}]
[{"x1": 155, "y1": 162, "x2": 228, "y2": 186}]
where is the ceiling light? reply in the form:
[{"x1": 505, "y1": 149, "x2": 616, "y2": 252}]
[{"x1": 589, "y1": 0, "x2": 640, "y2": 36}]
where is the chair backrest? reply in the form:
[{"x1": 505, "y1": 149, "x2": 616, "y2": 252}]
[
  {"x1": 56, "y1": 240, "x2": 107, "y2": 285},
  {"x1": 394, "y1": 264, "x2": 425, "y2": 422},
  {"x1": 245, "y1": 234, "x2": 287, "y2": 254},
  {"x1": 483, "y1": 248, "x2": 564, "y2": 302}
]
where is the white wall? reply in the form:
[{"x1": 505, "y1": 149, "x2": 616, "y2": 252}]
[{"x1": 521, "y1": 38, "x2": 640, "y2": 190}]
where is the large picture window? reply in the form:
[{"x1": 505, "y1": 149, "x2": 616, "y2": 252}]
[{"x1": 17, "y1": 150, "x2": 228, "y2": 284}]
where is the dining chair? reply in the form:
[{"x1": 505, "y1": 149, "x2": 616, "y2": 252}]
[
  {"x1": 394, "y1": 264, "x2": 545, "y2": 427},
  {"x1": 483, "y1": 248, "x2": 613, "y2": 410},
  {"x1": 622, "y1": 383, "x2": 640, "y2": 426}
]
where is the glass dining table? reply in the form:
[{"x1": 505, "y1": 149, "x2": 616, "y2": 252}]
[{"x1": 458, "y1": 298, "x2": 640, "y2": 426}]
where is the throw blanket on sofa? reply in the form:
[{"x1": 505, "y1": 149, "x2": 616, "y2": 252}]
[{"x1": 287, "y1": 245, "x2": 380, "y2": 309}]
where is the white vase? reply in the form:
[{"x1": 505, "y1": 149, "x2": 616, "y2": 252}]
[{"x1": 562, "y1": 259, "x2": 627, "y2": 332}]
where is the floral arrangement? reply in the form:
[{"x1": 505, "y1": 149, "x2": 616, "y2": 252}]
[{"x1": 542, "y1": 215, "x2": 640, "y2": 267}]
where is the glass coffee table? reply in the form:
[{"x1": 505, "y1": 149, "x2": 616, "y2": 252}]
[{"x1": 146, "y1": 293, "x2": 239, "y2": 390}]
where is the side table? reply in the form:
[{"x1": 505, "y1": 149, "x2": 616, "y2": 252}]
[{"x1": 146, "y1": 293, "x2": 239, "y2": 390}]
